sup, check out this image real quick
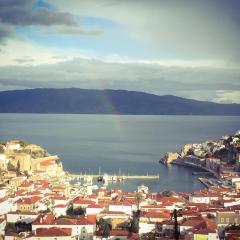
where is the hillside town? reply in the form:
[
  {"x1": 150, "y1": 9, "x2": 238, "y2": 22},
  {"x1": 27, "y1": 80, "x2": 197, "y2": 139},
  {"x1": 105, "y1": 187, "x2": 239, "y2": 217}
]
[{"x1": 0, "y1": 138, "x2": 240, "y2": 240}]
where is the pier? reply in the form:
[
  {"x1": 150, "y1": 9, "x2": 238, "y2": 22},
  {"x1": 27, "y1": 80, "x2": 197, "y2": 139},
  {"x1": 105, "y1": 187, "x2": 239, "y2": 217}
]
[{"x1": 68, "y1": 173, "x2": 160, "y2": 181}]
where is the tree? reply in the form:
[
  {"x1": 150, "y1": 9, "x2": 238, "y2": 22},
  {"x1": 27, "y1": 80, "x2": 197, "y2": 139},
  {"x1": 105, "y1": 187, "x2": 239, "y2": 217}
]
[
  {"x1": 19, "y1": 140, "x2": 28, "y2": 148},
  {"x1": 0, "y1": 145, "x2": 4, "y2": 153},
  {"x1": 135, "y1": 193, "x2": 144, "y2": 210},
  {"x1": 161, "y1": 190, "x2": 173, "y2": 197},
  {"x1": 130, "y1": 217, "x2": 139, "y2": 233},
  {"x1": 97, "y1": 218, "x2": 112, "y2": 239}
]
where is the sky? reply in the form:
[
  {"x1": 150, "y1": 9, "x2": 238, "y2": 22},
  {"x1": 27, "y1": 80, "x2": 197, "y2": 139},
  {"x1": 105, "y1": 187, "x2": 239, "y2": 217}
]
[{"x1": 0, "y1": 0, "x2": 240, "y2": 103}]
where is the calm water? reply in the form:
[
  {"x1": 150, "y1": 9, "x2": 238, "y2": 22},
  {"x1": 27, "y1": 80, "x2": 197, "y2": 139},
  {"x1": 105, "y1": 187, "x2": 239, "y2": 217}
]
[{"x1": 0, "y1": 114, "x2": 239, "y2": 193}]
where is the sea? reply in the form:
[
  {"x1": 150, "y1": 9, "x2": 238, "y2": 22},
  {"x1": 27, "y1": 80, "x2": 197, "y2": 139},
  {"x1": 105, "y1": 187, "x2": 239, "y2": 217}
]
[{"x1": 0, "y1": 114, "x2": 239, "y2": 193}]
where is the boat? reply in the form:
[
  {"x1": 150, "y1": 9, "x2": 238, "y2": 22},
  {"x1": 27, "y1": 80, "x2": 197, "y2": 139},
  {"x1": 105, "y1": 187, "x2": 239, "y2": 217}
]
[{"x1": 97, "y1": 176, "x2": 103, "y2": 182}]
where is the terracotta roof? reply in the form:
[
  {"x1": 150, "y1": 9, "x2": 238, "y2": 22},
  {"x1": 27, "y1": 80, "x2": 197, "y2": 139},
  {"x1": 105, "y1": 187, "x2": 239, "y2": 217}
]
[
  {"x1": 33, "y1": 214, "x2": 56, "y2": 225},
  {"x1": 87, "y1": 204, "x2": 104, "y2": 209},
  {"x1": 54, "y1": 204, "x2": 68, "y2": 208},
  {"x1": 40, "y1": 160, "x2": 56, "y2": 166},
  {"x1": 72, "y1": 199, "x2": 95, "y2": 205},
  {"x1": 109, "y1": 201, "x2": 132, "y2": 206},
  {"x1": 35, "y1": 227, "x2": 72, "y2": 236},
  {"x1": 16, "y1": 196, "x2": 41, "y2": 205},
  {"x1": 100, "y1": 210, "x2": 127, "y2": 215},
  {"x1": 141, "y1": 212, "x2": 170, "y2": 219}
]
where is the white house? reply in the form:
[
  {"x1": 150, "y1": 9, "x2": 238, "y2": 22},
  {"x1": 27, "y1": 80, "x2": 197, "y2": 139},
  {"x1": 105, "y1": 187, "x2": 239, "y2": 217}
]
[
  {"x1": 139, "y1": 222, "x2": 156, "y2": 234},
  {"x1": 0, "y1": 187, "x2": 10, "y2": 198},
  {"x1": 32, "y1": 215, "x2": 96, "y2": 239},
  {"x1": 25, "y1": 227, "x2": 72, "y2": 239},
  {"x1": 7, "y1": 211, "x2": 38, "y2": 223},
  {"x1": 0, "y1": 197, "x2": 14, "y2": 215},
  {"x1": 53, "y1": 204, "x2": 68, "y2": 217},
  {"x1": 0, "y1": 154, "x2": 8, "y2": 170},
  {"x1": 108, "y1": 202, "x2": 132, "y2": 215},
  {"x1": 189, "y1": 193, "x2": 219, "y2": 204},
  {"x1": 86, "y1": 204, "x2": 105, "y2": 215}
]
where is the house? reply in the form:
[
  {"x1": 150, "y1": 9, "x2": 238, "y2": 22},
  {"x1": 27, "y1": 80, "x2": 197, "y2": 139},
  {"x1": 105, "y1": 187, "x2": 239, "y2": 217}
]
[
  {"x1": 32, "y1": 214, "x2": 96, "y2": 239},
  {"x1": 72, "y1": 198, "x2": 95, "y2": 210},
  {"x1": 51, "y1": 196, "x2": 68, "y2": 206},
  {"x1": 108, "y1": 201, "x2": 133, "y2": 215},
  {"x1": 53, "y1": 204, "x2": 68, "y2": 217},
  {"x1": 98, "y1": 210, "x2": 130, "y2": 229},
  {"x1": 193, "y1": 228, "x2": 218, "y2": 240},
  {"x1": 26, "y1": 227, "x2": 72, "y2": 239},
  {"x1": 15, "y1": 196, "x2": 41, "y2": 212},
  {"x1": 180, "y1": 217, "x2": 217, "y2": 236},
  {"x1": 0, "y1": 197, "x2": 14, "y2": 215},
  {"x1": 234, "y1": 181, "x2": 240, "y2": 190},
  {"x1": 8, "y1": 176, "x2": 27, "y2": 191},
  {"x1": 94, "y1": 229, "x2": 129, "y2": 240},
  {"x1": 0, "y1": 186, "x2": 10, "y2": 198},
  {"x1": 51, "y1": 184, "x2": 70, "y2": 197},
  {"x1": 189, "y1": 193, "x2": 220, "y2": 204},
  {"x1": 139, "y1": 221, "x2": 156, "y2": 235},
  {"x1": 86, "y1": 204, "x2": 105, "y2": 215},
  {"x1": 18, "y1": 181, "x2": 34, "y2": 192},
  {"x1": 140, "y1": 211, "x2": 171, "y2": 223},
  {"x1": 0, "y1": 154, "x2": 8, "y2": 171},
  {"x1": 7, "y1": 211, "x2": 38, "y2": 223},
  {"x1": 5, "y1": 141, "x2": 21, "y2": 151},
  {"x1": 216, "y1": 210, "x2": 240, "y2": 227}
]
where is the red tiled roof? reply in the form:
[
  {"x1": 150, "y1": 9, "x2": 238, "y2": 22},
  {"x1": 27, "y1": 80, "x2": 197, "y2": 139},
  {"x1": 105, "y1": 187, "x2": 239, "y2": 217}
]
[
  {"x1": 19, "y1": 182, "x2": 33, "y2": 188},
  {"x1": 87, "y1": 204, "x2": 104, "y2": 209},
  {"x1": 100, "y1": 210, "x2": 127, "y2": 215},
  {"x1": 40, "y1": 160, "x2": 56, "y2": 166},
  {"x1": 35, "y1": 227, "x2": 71, "y2": 236},
  {"x1": 72, "y1": 199, "x2": 95, "y2": 205},
  {"x1": 194, "y1": 228, "x2": 216, "y2": 235},
  {"x1": 109, "y1": 201, "x2": 132, "y2": 206},
  {"x1": 54, "y1": 204, "x2": 68, "y2": 208},
  {"x1": 141, "y1": 212, "x2": 170, "y2": 219},
  {"x1": 33, "y1": 214, "x2": 56, "y2": 225}
]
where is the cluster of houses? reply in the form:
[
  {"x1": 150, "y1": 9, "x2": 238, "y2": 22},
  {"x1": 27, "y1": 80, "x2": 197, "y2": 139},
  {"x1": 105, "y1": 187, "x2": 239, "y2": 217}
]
[
  {"x1": 0, "y1": 140, "x2": 240, "y2": 239},
  {"x1": 161, "y1": 131, "x2": 240, "y2": 181}
]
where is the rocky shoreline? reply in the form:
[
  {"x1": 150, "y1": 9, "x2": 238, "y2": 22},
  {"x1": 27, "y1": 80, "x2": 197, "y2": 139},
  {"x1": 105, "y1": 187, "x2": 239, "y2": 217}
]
[{"x1": 159, "y1": 130, "x2": 240, "y2": 179}]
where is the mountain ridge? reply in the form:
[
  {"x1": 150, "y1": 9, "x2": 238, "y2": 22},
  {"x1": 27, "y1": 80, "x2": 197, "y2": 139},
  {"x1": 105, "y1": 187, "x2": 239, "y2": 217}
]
[{"x1": 0, "y1": 88, "x2": 239, "y2": 115}]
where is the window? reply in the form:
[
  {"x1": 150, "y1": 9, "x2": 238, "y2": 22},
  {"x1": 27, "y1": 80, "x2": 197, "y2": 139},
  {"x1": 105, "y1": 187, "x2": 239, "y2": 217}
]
[
  {"x1": 221, "y1": 218, "x2": 224, "y2": 223},
  {"x1": 226, "y1": 218, "x2": 229, "y2": 223}
]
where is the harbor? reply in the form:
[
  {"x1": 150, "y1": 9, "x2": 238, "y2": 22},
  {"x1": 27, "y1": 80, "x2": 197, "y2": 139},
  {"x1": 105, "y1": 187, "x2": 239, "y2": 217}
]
[{"x1": 68, "y1": 172, "x2": 160, "y2": 182}]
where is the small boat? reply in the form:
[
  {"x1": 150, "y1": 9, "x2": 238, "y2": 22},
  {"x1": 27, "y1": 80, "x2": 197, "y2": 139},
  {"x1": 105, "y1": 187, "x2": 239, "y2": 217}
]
[{"x1": 97, "y1": 176, "x2": 103, "y2": 182}]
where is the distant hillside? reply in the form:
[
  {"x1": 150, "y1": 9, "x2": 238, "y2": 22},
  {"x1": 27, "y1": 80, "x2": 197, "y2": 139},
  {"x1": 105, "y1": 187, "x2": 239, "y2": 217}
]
[{"x1": 0, "y1": 88, "x2": 239, "y2": 115}]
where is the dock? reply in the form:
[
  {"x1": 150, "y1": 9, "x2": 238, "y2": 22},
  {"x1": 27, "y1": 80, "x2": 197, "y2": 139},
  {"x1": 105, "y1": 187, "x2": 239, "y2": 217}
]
[{"x1": 68, "y1": 173, "x2": 160, "y2": 181}]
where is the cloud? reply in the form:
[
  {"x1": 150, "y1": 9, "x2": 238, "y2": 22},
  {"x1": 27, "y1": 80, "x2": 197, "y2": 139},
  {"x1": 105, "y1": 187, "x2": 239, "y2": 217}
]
[
  {"x1": 49, "y1": 0, "x2": 240, "y2": 61},
  {"x1": 0, "y1": 24, "x2": 14, "y2": 44},
  {"x1": 213, "y1": 90, "x2": 240, "y2": 104},
  {"x1": 43, "y1": 26, "x2": 103, "y2": 36},
  {"x1": 13, "y1": 57, "x2": 35, "y2": 64},
  {"x1": 0, "y1": 57, "x2": 239, "y2": 103},
  {"x1": 0, "y1": 0, "x2": 77, "y2": 26}
]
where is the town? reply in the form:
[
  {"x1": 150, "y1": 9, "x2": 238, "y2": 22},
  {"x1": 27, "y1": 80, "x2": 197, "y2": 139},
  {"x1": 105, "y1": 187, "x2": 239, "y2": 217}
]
[{"x1": 0, "y1": 135, "x2": 240, "y2": 240}]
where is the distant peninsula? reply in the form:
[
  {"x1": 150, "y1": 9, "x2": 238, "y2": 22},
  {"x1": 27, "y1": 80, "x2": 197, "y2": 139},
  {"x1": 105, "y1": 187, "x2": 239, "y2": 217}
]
[{"x1": 0, "y1": 88, "x2": 240, "y2": 115}]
